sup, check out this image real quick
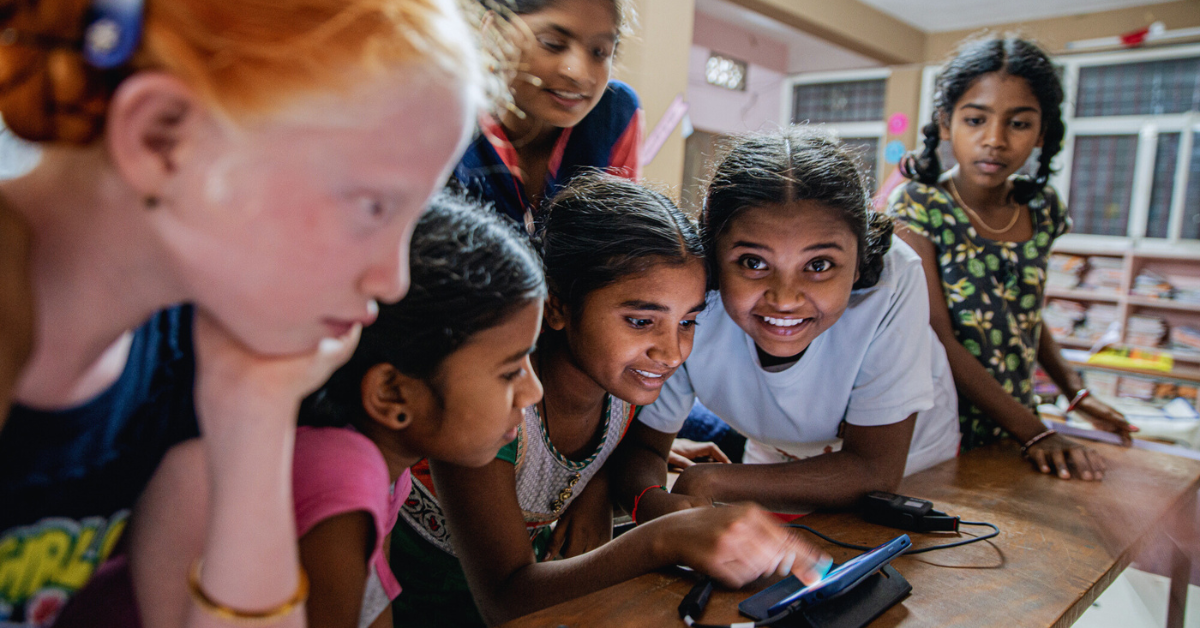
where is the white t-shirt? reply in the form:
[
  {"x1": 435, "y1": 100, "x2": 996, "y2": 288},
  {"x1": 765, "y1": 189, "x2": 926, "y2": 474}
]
[{"x1": 638, "y1": 236, "x2": 960, "y2": 475}]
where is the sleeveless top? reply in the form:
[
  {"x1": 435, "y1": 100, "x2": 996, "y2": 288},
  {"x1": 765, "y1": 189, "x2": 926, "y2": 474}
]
[{"x1": 398, "y1": 395, "x2": 636, "y2": 557}]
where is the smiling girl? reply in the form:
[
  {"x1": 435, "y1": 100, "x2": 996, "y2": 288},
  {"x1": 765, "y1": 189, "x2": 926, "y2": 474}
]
[
  {"x1": 390, "y1": 174, "x2": 828, "y2": 627},
  {"x1": 454, "y1": 0, "x2": 642, "y2": 230},
  {"x1": 625, "y1": 130, "x2": 961, "y2": 519},
  {"x1": 890, "y1": 36, "x2": 1134, "y2": 480}
]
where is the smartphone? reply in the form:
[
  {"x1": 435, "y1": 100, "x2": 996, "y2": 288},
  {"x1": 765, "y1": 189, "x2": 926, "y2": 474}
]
[{"x1": 738, "y1": 534, "x2": 912, "y2": 620}]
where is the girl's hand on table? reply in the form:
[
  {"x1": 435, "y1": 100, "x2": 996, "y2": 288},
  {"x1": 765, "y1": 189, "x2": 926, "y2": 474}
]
[
  {"x1": 1073, "y1": 396, "x2": 1137, "y2": 447},
  {"x1": 1025, "y1": 432, "x2": 1107, "y2": 481},
  {"x1": 668, "y1": 438, "x2": 732, "y2": 469},
  {"x1": 659, "y1": 503, "x2": 830, "y2": 588}
]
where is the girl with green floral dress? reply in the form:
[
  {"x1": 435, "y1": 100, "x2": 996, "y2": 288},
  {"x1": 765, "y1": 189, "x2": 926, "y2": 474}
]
[{"x1": 889, "y1": 36, "x2": 1135, "y2": 480}]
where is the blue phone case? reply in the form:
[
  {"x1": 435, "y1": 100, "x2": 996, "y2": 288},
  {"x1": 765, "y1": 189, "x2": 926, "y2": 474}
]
[{"x1": 739, "y1": 534, "x2": 911, "y2": 619}]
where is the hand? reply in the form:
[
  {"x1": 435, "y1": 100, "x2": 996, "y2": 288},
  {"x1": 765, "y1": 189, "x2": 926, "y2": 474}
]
[
  {"x1": 668, "y1": 438, "x2": 732, "y2": 469},
  {"x1": 1025, "y1": 432, "x2": 1107, "y2": 481},
  {"x1": 659, "y1": 503, "x2": 831, "y2": 588},
  {"x1": 544, "y1": 470, "x2": 613, "y2": 560},
  {"x1": 1073, "y1": 395, "x2": 1137, "y2": 446},
  {"x1": 192, "y1": 311, "x2": 361, "y2": 439}
]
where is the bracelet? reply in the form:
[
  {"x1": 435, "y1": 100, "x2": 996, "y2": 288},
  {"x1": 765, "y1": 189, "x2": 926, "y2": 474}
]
[
  {"x1": 1065, "y1": 388, "x2": 1090, "y2": 413},
  {"x1": 1020, "y1": 429, "x2": 1058, "y2": 458},
  {"x1": 188, "y1": 558, "x2": 309, "y2": 624},
  {"x1": 631, "y1": 484, "x2": 666, "y2": 525}
]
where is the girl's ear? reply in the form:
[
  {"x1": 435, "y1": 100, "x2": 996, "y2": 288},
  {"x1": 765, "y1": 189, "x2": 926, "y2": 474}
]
[
  {"x1": 938, "y1": 111, "x2": 951, "y2": 141},
  {"x1": 361, "y1": 364, "x2": 419, "y2": 430},
  {"x1": 543, "y1": 294, "x2": 569, "y2": 332},
  {"x1": 106, "y1": 72, "x2": 209, "y2": 202}
]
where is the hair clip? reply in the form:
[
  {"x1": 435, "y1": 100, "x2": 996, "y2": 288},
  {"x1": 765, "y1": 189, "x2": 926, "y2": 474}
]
[{"x1": 82, "y1": 0, "x2": 144, "y2": 69}]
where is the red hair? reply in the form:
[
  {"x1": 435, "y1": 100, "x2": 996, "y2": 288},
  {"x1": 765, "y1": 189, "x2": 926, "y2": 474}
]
[{"x1": 0, "y1": 0, "x2": 476, "y2": 143}]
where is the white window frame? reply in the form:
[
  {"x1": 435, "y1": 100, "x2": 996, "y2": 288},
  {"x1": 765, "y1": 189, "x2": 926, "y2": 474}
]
[
  {"x1": 917, "y1": 43, "x2": 1200, "y2": 254},
  {"x1": 781, "y1": 68, "x2": 891, "y2": 184}
]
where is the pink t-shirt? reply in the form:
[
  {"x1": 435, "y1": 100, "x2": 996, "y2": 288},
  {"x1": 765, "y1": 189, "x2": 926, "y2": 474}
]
[{"x1": 293, "y1": 426, "x2": 411, "y2": 626}]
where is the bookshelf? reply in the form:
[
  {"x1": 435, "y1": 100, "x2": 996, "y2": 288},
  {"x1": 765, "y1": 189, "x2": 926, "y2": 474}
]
[{"x1": 1045, "y1": 242, "x2": 1200, "y2": 409}]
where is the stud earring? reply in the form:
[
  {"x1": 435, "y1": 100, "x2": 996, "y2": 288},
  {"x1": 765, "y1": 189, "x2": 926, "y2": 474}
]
[{"x1": 143, "y1": 195, "x2": 159, "y2": 209}]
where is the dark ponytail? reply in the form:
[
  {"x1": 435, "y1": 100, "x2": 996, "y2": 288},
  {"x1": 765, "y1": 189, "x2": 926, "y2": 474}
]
[
  {"x1": 900, "y1": 36, "x2": 1065, "y2": 205},
  {"x1": 536, "y1": 171, "x2": 704, "y2": 313},
  {"x1": 705, "y1": 128, "x2": 892, "y2": 291}
]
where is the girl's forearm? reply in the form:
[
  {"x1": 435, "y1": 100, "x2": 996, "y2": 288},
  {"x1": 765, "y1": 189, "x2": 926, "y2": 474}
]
[
  {"x1": 191, "y1": 408, "x2": 304, "y2": 628},
  {"x1": 674, "y1": 450, "x2": 898, "y2": 513},
  {"x1": 1036, "y1": 329, "x2": 1083, "y2": 399},
  {"x1": 938, "y1": 330, "x2": 1046, "y2": 442},
  {"x1": 468, "y1": 516, "x2": 675, "y2": 625}
]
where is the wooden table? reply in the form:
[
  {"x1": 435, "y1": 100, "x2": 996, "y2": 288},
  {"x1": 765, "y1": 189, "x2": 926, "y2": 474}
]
[{"x1": 501, "y1": 440, "x2": 1200, "y2": 628}]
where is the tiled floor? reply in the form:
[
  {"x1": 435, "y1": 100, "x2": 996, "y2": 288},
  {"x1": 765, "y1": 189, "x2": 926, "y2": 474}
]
[{"x1": 1075, "y1": 567, "x2": 1200, "y2": 628}]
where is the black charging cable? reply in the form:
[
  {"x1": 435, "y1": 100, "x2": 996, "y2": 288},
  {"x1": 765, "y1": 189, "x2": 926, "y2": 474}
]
[{"x1": 788, "y1": 520, "x2": 1000, "y2": 554}]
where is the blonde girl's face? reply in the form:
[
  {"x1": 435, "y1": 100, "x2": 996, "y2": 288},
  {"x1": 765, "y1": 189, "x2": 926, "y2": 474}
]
[
  {"x1": 403, "y1": 301, "x2": 545, "y2": 468},
  {"x1": 553, "y1": 259, "x2": 707, "y2": 407},
  {"x1": 511, "y1": 0, "x2": 617, "y2": 130},
  {"x1": 716, "y1": 202, "x2": 859, "y2": 359},
  {"x1": 157, "y1": 69, "x2": 474, "y2": 355}
]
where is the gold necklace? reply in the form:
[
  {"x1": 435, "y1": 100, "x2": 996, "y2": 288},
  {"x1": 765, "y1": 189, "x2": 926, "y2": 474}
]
[{"x1": 945, "y1": 177, "x2": 1022, "y2": 234}]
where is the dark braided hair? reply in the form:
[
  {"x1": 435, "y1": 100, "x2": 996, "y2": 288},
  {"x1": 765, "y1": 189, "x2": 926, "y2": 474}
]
[
  {"x1": 704, "y1": 128, "x2": 893, "y2": 291},
  {"x1": 300, "y1": 191, "x2": 545, "y2": 427},
  {"x1": 536, "y1": 171, "x2": 704, "y2": 314},
  {"x1": 900, "y1": 36, "x2": 1064, "y2": 205}
]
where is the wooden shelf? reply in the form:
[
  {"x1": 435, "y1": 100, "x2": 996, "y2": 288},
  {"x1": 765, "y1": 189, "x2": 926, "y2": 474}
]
[
  {"x1": 1056, "y1": 337, "x2": 1098, "y2": 349},
  {"x1": 1126, "y1": 296, "x2": 1200, "y2": 312},
  {"x1": 1045, "y1": 288, "x2": 1121, "y2": 303},
  {"x1": 1070, "y1": 360, "x2": 1200, "y2": 385}
]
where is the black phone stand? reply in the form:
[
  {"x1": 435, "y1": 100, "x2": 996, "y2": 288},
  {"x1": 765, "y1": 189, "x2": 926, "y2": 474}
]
[{"x1": 759, "y1": 565, "x2": 911, "y2": 628}]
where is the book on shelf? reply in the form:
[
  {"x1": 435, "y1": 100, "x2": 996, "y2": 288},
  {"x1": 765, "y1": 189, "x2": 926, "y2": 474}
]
[{"x1": 1086, "y1": 347, "x2": 1175, "y2": 372}]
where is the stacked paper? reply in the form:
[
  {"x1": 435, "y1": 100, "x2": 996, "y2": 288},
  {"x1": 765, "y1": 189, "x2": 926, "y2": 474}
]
[
  {"x1": 1080, "y1": 256, "x2": 1124, "y2": 294},
  {"x1": 1047, "y1": 254, "x2": 1085, "y2": 290},
  {"x1": 1077, "y1": 304, "x2": 1119, "y2": 343},
  {"x1": 1131, "y1": 269, "x2": 1174, "y2": 299},
  {"x1": 1126, "y1": 314, "x2": 1166, "y2": 348},
  {"x1": 1044, "y1": 299, "x2": 1085, "y2": 339},
  {"x1": 1168, "y1": 274, "x2": 1200, "y2": 304},
  {"x1": 1170, "y1": 325, "x2": 1200, "y2": 356}
]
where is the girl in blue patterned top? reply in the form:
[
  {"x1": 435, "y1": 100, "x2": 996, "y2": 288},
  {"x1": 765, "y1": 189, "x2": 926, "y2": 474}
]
[{"x1": 888, "y1": 36, "x2": 1135, "y2": 480}]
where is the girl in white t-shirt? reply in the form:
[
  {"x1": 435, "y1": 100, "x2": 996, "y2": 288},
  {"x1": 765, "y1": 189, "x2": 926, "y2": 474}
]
[{"x1": 623, "y1": 129, "x2": 961, "y2": 519}]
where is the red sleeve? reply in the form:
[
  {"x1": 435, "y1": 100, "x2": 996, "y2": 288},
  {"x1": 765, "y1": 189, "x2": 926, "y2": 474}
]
[{"x1": 608, "y1": 108, "x2": 644, "y2": 182}]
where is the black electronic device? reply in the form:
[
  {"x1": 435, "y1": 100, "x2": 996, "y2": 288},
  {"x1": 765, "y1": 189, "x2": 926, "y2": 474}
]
[{"x1": 859, "y1": 491, "x2": 959, "y2": 533}]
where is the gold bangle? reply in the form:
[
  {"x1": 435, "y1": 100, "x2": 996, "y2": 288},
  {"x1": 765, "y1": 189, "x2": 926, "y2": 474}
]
[{"x1": 187, "y1": 558, "x2": 309, "y2": 625}]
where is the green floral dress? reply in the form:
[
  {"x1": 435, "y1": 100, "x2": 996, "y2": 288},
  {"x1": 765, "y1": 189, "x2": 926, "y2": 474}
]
[{"x1": 887, "y1": 181, "x2": 1070, "y2": 451}]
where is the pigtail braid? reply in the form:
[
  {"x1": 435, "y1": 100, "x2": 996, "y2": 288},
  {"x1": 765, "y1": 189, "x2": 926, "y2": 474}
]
[{"x1": 900, "y1": 120, "x2": 942, "y2": 185}]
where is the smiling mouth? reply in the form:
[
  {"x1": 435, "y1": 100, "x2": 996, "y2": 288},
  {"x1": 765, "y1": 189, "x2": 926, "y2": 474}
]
[
  {"x1": 761, "y1": 315, "x2": 808, "y2": 327},
  {"x1": 547, "y1": 88, "x2": 588, "y2": 102},
  {"x1": 633, "y1": 369, "x2": 665, "y2": 379}
]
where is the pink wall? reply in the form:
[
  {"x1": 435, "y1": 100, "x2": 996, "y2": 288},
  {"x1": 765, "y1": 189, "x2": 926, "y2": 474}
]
[
  {"x1": 692, "y1": 11, "x2": 787, "y2": 73},
  {"x1": 689, "y1": 12, "x2": 788, "y2": 136}
]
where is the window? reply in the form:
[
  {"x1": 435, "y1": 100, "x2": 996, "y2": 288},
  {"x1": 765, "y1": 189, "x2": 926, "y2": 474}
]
[
  {"x1": 706, "y1": 53, "x2": 747, "y2": 92},
  {"x1": 791, "y1": 79, "x2": 886, "y2": 124},
  {"x1": 783, "y1": 69, "x2": 890, "y2": 191},
  {"x1": 918, "y1": 44, "x2": 1200, "y2": 248}
]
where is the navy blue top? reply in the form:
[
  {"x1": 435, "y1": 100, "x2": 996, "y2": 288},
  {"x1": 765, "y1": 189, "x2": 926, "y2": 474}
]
[
  {"x1": 453, "y1": 80, "x2": 642, "y2": 225},
  {"x1": 0, "y1": 305, "x2": 198, "y2": 626}
]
